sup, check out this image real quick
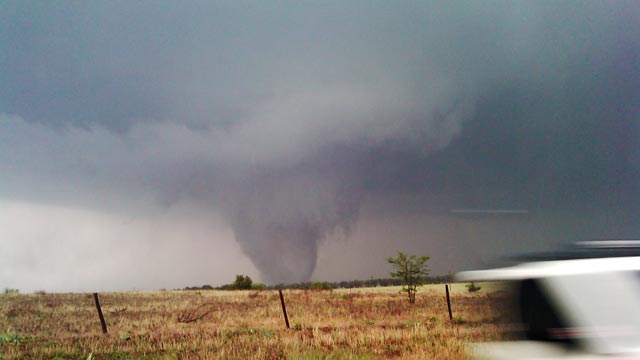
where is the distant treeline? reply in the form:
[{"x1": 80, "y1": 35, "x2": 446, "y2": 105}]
[{"x1": 183, "y1": 274, "x2": 454, "y2": 291}]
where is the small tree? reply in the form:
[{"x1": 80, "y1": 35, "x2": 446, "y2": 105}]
[
  {"x1": 232, "y1": 275, "x2": 253, "y2": 290},
  {"x1": 386, "y1": 251, "x2": 429, "y2": 304}
]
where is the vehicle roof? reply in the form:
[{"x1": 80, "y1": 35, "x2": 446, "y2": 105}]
[
  {"x1": 456, "y1": 256, "x2": 640, "y2": 281},
  {"x1": 509, "y1": 240, "x2": 640, "y2": 262}
]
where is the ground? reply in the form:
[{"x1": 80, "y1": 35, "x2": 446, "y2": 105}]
[{"x1": 0, "y1": 283, "x2": 512, "y2": 359}]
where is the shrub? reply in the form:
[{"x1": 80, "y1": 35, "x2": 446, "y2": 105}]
[
  {"x1": 251, "y1": 283, "x2": 266, "y2": 290},
  {"x1": 308, "y1": 281, "x2": 333, "y2": 290},
  {"x1": 466, "y1": 282, "x2": 481, "y2": 293}
]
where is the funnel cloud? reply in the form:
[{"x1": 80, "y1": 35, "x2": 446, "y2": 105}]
[{"x1": 1, "y1": 2, "x2": 640, "y2": 290}]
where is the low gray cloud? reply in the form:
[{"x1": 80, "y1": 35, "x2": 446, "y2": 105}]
[{"x1": 1, "y1": 1, "x2": 639, "y2": 289}]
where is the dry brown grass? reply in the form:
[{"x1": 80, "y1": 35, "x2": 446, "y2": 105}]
[{"x1": 0, "y1": 283, "x2": 511, "y2": 359}]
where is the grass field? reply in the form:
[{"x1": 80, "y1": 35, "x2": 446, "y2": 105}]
[{"x1": 0, "y1": 283, "x2": 512, "y2": 359}]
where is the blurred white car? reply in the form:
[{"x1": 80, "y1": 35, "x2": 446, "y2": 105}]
[{"x1": 457, "y1": 241, "x2": 640, "y2": 359}]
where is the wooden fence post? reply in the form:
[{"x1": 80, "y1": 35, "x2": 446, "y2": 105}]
[
  {"x1": 445, "y1": 284, "x2": 453, "y2": 321},
  {"x1": 93, "y1": 293, "x2": 108, "y2": 334},
  {"x1": 278, "y1": 289, "x2": 290, "y2": 329}
]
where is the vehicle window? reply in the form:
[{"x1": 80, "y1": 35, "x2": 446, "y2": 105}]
[{"x1": 517, "y1": 279, "x2": 575, "y2": 346}]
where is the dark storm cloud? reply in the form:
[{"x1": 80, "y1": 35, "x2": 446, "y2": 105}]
[{"x1": 1, "y1": 1, "x2": 640, "y2": 287}]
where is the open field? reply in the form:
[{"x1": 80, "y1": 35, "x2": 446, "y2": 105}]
[{"x1": 0, "y1": 283, "x2": 512, "y2": 359}]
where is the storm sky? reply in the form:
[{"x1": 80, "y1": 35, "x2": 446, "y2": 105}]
[{"x1": 1, "y1": 1, "x2": 639, "y2": 291}]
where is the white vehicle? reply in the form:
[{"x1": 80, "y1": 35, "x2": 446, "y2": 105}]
[{"x1": 457, "y1": 241, "x2": 640, "y2": 359}]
